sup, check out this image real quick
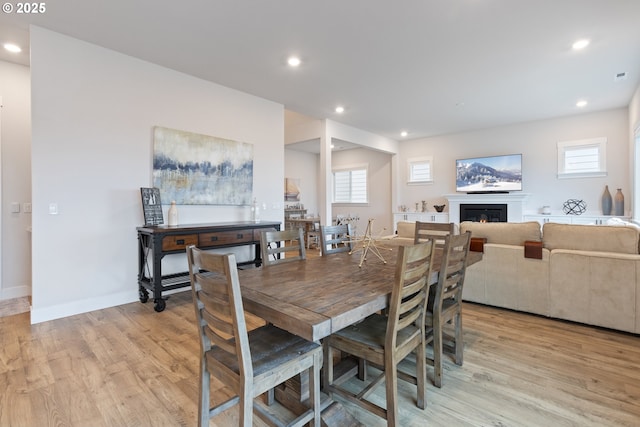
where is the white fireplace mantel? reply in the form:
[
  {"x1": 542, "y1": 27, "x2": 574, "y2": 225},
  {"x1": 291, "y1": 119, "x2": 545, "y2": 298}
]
[{"x1": 445, "y1": 193, "x2": 531, "y2": 223}]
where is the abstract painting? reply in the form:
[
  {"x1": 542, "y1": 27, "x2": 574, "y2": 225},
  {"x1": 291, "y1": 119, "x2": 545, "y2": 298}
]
[{"x1": 153, "y1": 126, "x2": 253, "y2": 205}]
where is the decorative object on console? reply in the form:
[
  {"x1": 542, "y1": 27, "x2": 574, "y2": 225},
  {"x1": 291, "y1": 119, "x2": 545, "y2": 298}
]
[
  {"x1": 562, "y1": 199, "x2": 586, "y2": 215},
  {"x1": 434, "y1": 204, "x2": 446, "y2": 212},
  {"x1": 422, "y1": 200, "x2": 427, "y2": 212},
  {"x1": 541, "y1": 205, "x2": 551, "y2": 215},
  {"x1": 140, "y1": 187, "x2": 163, "y2": 226},
  {"x1": 601, "y1": 185, "x2": 612, "y2": 215},
  {"x1": 614, "y1": 188, "x2": 624, "y2": 216},
  {"x1": 251, "y1": 197, "x2": 260, "y2": 222},
  {"x1": 167, "y1": 201, "x2": 178, "y2": 226},
  {"x1": 153, "y1": 126, "x2": 253, "y2": 205}
]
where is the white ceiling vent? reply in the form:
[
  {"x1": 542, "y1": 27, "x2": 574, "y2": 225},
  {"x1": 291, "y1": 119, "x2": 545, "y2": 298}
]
[{"x1": 614, "y1": 72, "x2": 628, "y2": 82}]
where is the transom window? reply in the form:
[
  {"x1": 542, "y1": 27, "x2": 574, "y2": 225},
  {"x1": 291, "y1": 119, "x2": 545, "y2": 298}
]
[
  {"x1": 408, "y1": 156, "x2": 433, "y2": 184},
  {"x1": 333, "y1": 166, "x2": 368, "y2": 204},
  {"x1": 557, "y1": 137, "x2": 607, "y2": 179}
]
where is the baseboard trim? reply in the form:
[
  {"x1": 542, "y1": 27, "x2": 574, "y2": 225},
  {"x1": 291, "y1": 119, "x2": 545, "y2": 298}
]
[{"x1": 30, "y1": 291, "x2": 136, "y2": 324}]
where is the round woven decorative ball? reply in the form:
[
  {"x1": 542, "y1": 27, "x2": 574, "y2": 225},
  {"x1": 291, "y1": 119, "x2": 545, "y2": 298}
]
[{"x1": 562, "y1": 199, "x2": 587, "y2": 215}]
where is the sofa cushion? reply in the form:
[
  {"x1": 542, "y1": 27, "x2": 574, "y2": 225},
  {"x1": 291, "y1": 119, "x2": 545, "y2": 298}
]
[
  {"x1": 543, "y1": 223, "x2": 639, "y2": 254},
  {"x1": 459, "y1": 221, "x2": 542, "y2": 246}
]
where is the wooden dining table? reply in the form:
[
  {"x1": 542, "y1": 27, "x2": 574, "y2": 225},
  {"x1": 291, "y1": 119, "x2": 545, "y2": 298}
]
[
  {"x1": 238, "y1": 244, "x2": 481, "y2": 343},
  {"x1": 236, "y1": 244, "x2": 482, "y2": 425}
]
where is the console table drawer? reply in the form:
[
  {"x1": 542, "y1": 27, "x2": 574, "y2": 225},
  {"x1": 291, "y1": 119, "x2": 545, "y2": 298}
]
[
  {"x1": 162, "y1": 234, "x2": 198, "y2": 251},
  {"x1": 199, "y1": 230, "x2": 254, "y2": 247}
]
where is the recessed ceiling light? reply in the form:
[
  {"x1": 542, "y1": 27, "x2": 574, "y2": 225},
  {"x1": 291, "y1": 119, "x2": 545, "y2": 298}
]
[
  {"x1": 576, "y1": 100, "x2": 588, "y2": 108},
  {"x1": 287, "y1": 56, "x2": 301, "y2": 67},
  {"x1": 3, "y1": 43, "x2": 21, "y2": 53},
  {"x1": 572, "y1": 39, "x2": 590, "y2": 50},
  {"x1": 400, "y1": 131, "x2": 408, "y2": 137},
  {"x1": 335, "y1": 106, "x2": 345, "y2": 114}
]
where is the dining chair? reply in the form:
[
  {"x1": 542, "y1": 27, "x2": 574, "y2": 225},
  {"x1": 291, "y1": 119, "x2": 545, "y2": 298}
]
[
  {"x1": 323, "y1": 240, "x2": 436, "y2": 426},
  {"x1": 306, "y1": 218, "x2": 321, "y2": 250},
  {"x1": 414, "y1": 221, "x2": 455, "y2": 244},
  {"x1": 319, "y1": 224, "x2": 353, "y2": 256},
  {"x1": 260, "y1": 227, "x2": 306, "y2": 266},
  {"x1": 425, "y1": 231, "x2": 471, "y2": 388},
  {"x1": 186, "y1": 245, "x2": 322, "y2": 427}
]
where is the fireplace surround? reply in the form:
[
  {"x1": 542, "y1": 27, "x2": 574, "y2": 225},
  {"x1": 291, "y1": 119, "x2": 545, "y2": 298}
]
[{"x1": 446, "y1": 193, "x2": 530, "y2": 223}]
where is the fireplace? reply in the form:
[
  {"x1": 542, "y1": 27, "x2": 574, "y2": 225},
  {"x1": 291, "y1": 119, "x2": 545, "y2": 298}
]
[
  {"x1": 446, "y1": 193, "x2": 530, "y2": 223},
  {"x1": 460, "y1": 203, "x2": 507, "y2": 222}
]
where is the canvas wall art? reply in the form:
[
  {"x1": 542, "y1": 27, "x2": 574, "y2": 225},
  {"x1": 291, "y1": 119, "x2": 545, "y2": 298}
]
[
  {"x1": 285, "y1": 177, "x2": 301, "y2": 201},
  {"x1": 153, "y1": 126, "x2": 253, "y2": 205}
]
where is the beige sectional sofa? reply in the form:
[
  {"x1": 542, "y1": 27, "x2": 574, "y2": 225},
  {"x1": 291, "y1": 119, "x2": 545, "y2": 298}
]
[{"x1": 460, "y1": 221, "x2": 640, "y2": 334}]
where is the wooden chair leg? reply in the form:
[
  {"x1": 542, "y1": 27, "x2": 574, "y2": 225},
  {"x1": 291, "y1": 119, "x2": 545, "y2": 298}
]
[
  {"x1": 416, "y1": 343, "x2": 427, "y2": 409},
  {"x1": 384, "y1": 358, "x2": 399, "y2": 427},
  {"x1": 454, "y1": 311, "x2": 463, "y2": 366},
  {"x1": 358, "y1": 359, "x2": 368, "y2": 381},
  {"x1": 311, "y1": 351, "x2": 322, "y2": 427},
  {"x1": 239, "y1": 382, "x2": 252, "y2": 427},
  {"x1": 433, "y1": 317, "x2": 443, "y2": 388},
  {"x1": 199, "y1": 361, "x2": 210, "y2": 427}
]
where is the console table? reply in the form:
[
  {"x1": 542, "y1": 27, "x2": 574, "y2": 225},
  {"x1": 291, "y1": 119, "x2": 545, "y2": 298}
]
[{"x1": 137, "y1": 221, "x2": 280, "y2": 312}]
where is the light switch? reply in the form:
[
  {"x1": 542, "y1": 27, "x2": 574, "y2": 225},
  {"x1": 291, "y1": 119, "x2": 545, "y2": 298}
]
[
  {"x1": 10, "y1": 202, "x2": 20, "y2": 213},
  {"x1": 23, "y1": 203, "x2": 32, "y2": 213},
  {"x1": 49, "y1": 203, "x2": 58, "y2": 215}
]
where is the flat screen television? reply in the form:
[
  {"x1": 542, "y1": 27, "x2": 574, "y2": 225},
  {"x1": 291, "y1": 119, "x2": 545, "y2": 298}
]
[{"x1": 456, "y1": 154, "x2": 522, "y2": 193}]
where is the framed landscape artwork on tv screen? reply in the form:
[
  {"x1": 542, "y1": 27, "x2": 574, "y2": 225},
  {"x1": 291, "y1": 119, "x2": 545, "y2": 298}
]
[{"x1": 456, "y1": 154, "x2": 522, "y2": 193}]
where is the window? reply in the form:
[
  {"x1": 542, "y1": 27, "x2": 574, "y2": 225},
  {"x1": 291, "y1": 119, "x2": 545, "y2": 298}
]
[
  {"x1": 333, "y1": 166, "x2": 368, "y2": 203},
  {"x1": 407, "y1": 156, "x2": 433, "y2": 184},
  {"x1": 557, "y1": 137, "x2": 607, "y2": 179}
]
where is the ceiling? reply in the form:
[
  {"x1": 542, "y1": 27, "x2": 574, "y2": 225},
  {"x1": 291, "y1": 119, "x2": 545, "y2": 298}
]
[{"x1": 2, "y1": 0, "x2": 640, "y2": 141}]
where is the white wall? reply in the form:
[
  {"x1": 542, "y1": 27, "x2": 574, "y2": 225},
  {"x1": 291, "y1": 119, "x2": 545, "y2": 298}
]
[
  {"x1": 0, "y1": 60, "x2": 31, "y2": 300},
  {"x1": 629, "y1": 84, "x2": 640, "y2": 220},
  {"x1": 30, "y1": 27, "x2": 284, "y2": 323},
  {"x1": 284, "y1": 149, "x2": 318, "y2": 215},
  {"x1": 398, "y1": 108, "x2": 630, "y2": 217}
]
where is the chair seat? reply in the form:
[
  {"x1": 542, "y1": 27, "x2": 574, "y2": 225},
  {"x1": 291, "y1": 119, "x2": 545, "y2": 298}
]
[
  {"x1": 330, "y1": 314, "x2": 423, "y2": 364},
  {"x1": 208, "y1": 324, "x2": 322, "y2": 396}
]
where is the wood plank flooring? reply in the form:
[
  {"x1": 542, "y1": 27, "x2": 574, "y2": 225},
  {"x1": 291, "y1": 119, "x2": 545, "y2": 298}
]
[{"x1": 0, "y1": 292, "x2": 639, "y2": 426}]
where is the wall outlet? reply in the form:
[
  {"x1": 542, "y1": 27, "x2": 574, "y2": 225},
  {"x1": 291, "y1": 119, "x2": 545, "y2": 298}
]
[{"x1": 49, "y1": 203, "x2": 58, "y2": 215}]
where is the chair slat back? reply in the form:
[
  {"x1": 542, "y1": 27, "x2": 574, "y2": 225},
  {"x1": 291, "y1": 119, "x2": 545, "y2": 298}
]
[
  {"x1": 319, "y1": 224, "x2": 353, "y2": 255},
  {"x1": 414, "y1": 221, "x2": 455, "y2": 244},
  {"x1": 186, "y1": 245, "x2": 252, "y2": 377},
  {"x1": 386, "y1": 241, "x2": 436, "y2": 354},
  {"x1": 260, "y1": 228, "x2": 306, "y2": 266},
  {"x1": 433, "y1": 231, "x2": 471, "y2": 309}
]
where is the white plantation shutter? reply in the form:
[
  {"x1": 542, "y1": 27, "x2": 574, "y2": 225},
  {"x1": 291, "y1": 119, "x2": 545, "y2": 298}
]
[
  {"x1": 408, "y1": 157, "x2": 433, "y2": 183},
  {"x1": 333, "y1": 167, "x2": 368, "y2": 203},
  {"x1": 557, "y1": 138, "x2": 607, "y2": 178}
]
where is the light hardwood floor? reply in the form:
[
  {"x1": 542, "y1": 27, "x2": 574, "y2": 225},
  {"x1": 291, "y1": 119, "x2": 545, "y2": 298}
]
[{"x1": 1, "y1": 292, "x2": 639, "y2": 426}]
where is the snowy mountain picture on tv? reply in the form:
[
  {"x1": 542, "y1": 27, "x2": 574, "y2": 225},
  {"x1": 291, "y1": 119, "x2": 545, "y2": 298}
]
[{"x1": 456, "y1": 154, "x2": 522, "y2": 193}]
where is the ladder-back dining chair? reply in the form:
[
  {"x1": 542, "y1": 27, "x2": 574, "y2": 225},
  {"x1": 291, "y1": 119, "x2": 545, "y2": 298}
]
[
  {"x1": 323, "y1": 240, "x2": 436, "y2": 426},
  {"x1": 414, "y1": 221, "x2": 455, "y2": 244},
  {"x1": 260, "y1": 227, "x2": 306, "y2": 266},
  {"x1": 425, "y1": 231, "x2": 471, "y2": 388},
  {"x1": 186, "y1": 245, "x2": 322, "y2": 427},
  {"x1": 319, "y1": 224, "x2": 353, "y2": 256},
  {"x1": 306, "y1": 218, "x2": 321, "y2": 250}
]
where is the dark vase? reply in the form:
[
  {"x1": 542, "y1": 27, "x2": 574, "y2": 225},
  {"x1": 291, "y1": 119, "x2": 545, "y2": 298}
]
[
  {"x1": 614, "y1": 188, "x2": 625, "y2": 216},
  {"x1": 601, "y1": 185, "x2": 612, "y2": 215}
]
